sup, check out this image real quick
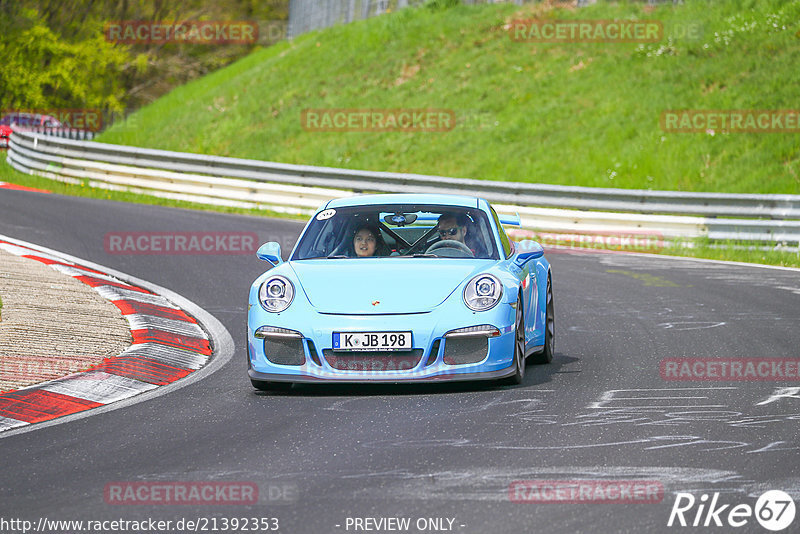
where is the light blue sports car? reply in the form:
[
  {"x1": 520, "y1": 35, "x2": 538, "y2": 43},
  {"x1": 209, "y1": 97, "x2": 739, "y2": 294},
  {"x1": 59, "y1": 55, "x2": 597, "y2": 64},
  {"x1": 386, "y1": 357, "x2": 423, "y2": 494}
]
[{"x1": 247, "y1": 194, "x2": 554, "y2": 389}]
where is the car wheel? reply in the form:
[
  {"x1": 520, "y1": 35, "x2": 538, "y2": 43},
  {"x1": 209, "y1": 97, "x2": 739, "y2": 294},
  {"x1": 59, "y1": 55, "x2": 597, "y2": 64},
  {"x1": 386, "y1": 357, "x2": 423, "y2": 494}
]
[
  {"x1": 501, "y1": 297, "x2": 525, "y2": 385},
  {"x1": 250, "y1": 379, "x2": 292, "y2": 392},
  {"x1": 531, "y1": 275, "x2": 554, "y2": 364}
]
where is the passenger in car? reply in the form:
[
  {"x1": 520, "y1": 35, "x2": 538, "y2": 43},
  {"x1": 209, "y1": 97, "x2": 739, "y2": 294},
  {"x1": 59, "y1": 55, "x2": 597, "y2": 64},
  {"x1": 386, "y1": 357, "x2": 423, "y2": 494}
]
[{"x1": 351, "y1": 223, "x2": 390, "y2": 257}]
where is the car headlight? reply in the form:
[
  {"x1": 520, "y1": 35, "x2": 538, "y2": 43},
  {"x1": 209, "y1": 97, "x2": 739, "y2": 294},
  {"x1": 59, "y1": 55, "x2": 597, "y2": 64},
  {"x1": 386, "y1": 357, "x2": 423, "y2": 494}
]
[
  {"x1": 463, "y1": 274, "x2": 503, "y2": 311},
  {"x1": 259, "y1": 276, "x2": 294, "y2": 313}
]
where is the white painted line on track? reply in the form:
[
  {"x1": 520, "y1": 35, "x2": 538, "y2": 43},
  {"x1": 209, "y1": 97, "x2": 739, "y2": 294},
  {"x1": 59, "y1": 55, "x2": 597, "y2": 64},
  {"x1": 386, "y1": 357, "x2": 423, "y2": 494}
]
[
  {"x1": 41, "y1": 372, "x2": 159, "y2": 404},
  {"x1": 119, "y1": 343, "x2": 210, "y2": 370},
  {"x1": 48, "y1": 263, "x2": 120, "y2": 281},
  {"x1": 94, "y1": 285, "x2": 177, "y2": 307},
  {"x1": 125, "y1": 314, "x2": 207, "y2": 338},
  {"x1": 0, "y1": 416, "x2": 28, "y2": 430}
]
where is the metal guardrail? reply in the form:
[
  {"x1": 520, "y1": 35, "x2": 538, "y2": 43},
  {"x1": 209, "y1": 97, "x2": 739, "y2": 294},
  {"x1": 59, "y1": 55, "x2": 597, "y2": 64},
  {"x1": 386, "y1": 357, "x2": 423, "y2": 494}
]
[
  {"x1": 6, "y1": 130, "x2": 800, "y2": 244},
  {"x1": 4, "y1": 127, "x2": 95, "y2": 142}
]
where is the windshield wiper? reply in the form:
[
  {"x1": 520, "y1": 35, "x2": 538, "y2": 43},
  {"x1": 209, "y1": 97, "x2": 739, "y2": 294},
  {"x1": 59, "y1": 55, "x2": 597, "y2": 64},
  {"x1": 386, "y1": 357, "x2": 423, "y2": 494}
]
[
  {"x1": 326, "y1": 254, "x2": 348, "y2": 259},
  {"x1": 410, "y1": 253, "x2": 438, "y2": 258}
]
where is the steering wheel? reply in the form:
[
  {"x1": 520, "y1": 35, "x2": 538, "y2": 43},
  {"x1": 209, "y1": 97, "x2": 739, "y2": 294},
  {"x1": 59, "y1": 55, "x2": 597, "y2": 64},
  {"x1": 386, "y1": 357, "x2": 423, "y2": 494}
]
[{"x1": 425, "y1": 240, "x2": 474, "y2": 257}]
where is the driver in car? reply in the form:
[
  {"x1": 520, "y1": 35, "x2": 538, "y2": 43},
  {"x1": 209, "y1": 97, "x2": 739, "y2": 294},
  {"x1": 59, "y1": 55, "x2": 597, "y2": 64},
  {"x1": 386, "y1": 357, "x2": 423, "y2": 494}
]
[
  {"x1": 436, "y1": 213, "x2": 469, "y2": 244},
  {"x1": 435, "y1": 213, "x2": 487, "y2": 257}
]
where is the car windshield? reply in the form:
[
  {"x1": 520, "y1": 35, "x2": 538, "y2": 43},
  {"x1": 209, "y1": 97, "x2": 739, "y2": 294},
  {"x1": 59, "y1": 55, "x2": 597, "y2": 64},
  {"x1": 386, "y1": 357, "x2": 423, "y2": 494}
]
[{"x1": 292, "y1": 204, "x2": 500, "y2": 260}]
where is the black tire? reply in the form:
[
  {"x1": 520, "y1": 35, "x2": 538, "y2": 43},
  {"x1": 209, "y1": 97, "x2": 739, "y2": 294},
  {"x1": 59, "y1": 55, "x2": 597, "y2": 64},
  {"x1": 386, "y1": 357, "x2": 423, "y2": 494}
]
[
  {"x1": 501, "y1": 297, "x2": 525, "y2": 385},
  {"x1": 251, "y1": 379, "x2": 292, "y2": 392},
  {"x1": 531, "y1": 275, "x2": 554, "y2": 364}
]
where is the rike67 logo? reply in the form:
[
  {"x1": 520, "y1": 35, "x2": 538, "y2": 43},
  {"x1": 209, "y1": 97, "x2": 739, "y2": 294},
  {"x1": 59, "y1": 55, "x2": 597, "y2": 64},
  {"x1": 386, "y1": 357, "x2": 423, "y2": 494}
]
[{"x1": 668, "y1": 490, "x2": 795, "y2": 531}]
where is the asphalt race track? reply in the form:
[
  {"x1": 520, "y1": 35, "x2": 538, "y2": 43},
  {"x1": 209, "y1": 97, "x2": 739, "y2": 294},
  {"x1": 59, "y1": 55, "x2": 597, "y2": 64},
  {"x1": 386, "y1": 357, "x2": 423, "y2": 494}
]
[{"x1": 1, "y1": 188, "x2": 799, "y2": 534}]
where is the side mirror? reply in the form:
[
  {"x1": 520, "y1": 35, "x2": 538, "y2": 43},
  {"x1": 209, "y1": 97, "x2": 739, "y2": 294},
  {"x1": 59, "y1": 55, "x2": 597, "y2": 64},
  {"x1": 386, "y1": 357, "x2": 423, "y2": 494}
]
[
  {"x1": 514, "y1": 240, "x2": 543, "y2": 265},
  {"x1": 256, "y1": 242, "x2": 282, "y2": 266}
]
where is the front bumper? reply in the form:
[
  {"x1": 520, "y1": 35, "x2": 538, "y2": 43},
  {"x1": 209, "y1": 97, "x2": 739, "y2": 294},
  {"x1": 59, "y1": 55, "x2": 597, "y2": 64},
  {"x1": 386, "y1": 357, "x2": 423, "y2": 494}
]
[{"x1": 247, "y1": 307, "x2": 517, "y2": 383}]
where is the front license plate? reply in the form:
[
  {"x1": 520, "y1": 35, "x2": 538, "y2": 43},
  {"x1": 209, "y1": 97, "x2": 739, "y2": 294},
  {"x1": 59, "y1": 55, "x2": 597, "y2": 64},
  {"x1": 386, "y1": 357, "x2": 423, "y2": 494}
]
[{"x1": 332, "y1": 331, "x2": 412, "y2": 351}]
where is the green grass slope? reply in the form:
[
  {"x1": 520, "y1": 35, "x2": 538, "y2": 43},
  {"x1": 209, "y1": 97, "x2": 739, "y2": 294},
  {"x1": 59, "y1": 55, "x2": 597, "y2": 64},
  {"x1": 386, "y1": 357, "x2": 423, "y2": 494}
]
[{"x1": 99, "y1": 0, "x2": 800, "y2": 193}]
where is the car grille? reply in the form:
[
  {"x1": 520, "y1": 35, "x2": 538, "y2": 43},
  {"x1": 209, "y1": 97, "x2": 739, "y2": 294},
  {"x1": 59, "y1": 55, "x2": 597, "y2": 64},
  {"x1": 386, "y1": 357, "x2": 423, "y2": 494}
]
[
  {"x1": 323, "y1": 349, "x2": 423, "y2": 372},
  {"x1": 442, "y1": 336, "x2": 489, "y2": 365},
  {"x1": 264, "y1": 337, "x2": 305, "y2": 366}
]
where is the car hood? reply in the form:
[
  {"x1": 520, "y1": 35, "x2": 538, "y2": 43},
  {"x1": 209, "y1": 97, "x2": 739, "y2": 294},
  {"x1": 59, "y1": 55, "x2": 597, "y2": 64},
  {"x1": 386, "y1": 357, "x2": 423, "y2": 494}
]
[{"x1": 290, "y1": 259, "x2": 490, "y2": 314}]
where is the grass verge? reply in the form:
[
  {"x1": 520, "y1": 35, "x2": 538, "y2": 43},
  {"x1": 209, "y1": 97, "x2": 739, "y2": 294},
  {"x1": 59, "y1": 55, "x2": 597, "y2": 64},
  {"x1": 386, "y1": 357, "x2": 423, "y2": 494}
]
[{"x1": 97, "y1": 0, "x2": 800, "y2": 194}]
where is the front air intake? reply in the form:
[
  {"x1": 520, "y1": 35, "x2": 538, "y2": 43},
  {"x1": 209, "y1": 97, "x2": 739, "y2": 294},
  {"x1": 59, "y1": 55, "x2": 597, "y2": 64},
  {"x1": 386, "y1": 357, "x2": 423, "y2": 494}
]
[
  {"x1": 442, "y1": 337, "x2": 488, "y2": 365},
  {"x1": 264, "y1": 337, "x2": 305, "y2": 366}
]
